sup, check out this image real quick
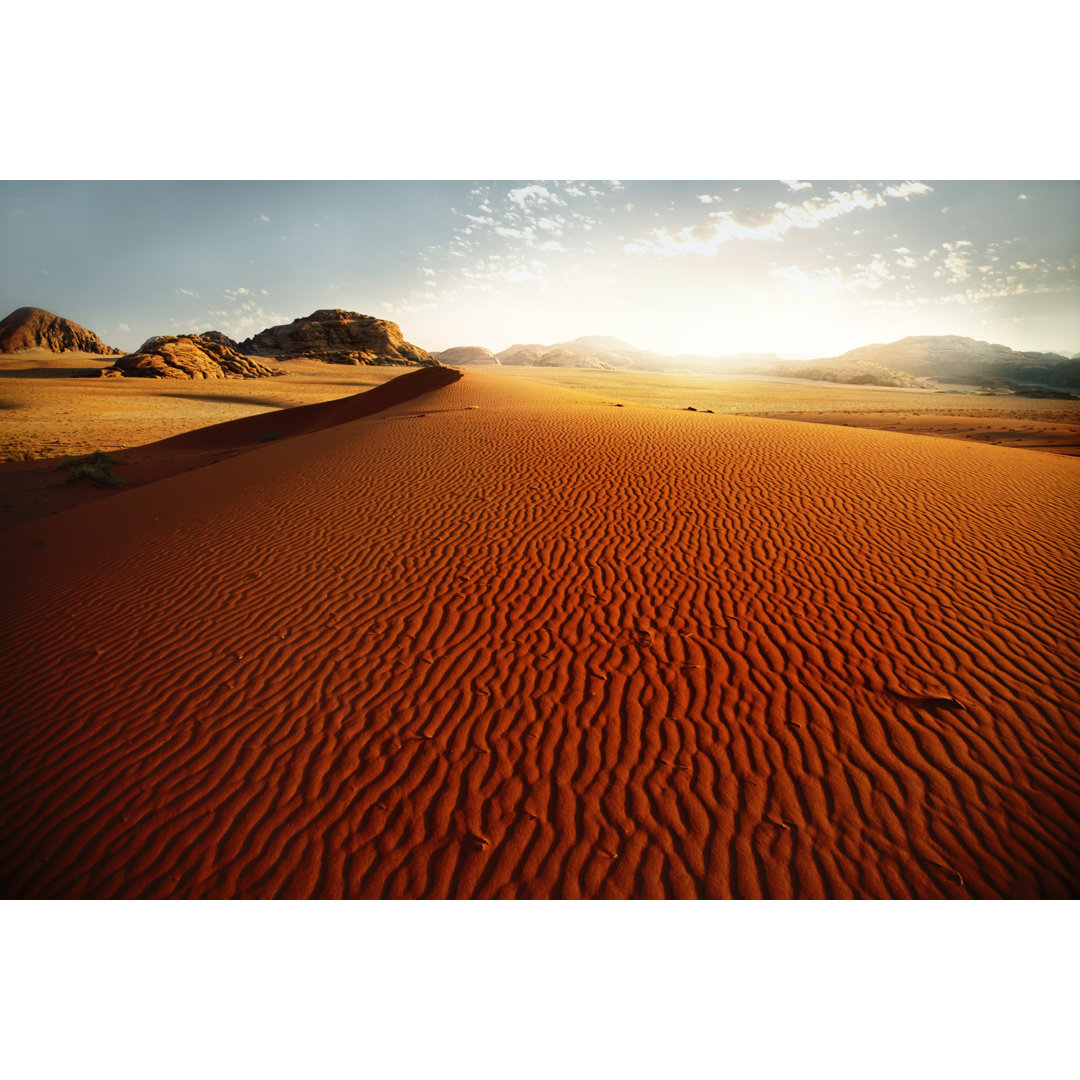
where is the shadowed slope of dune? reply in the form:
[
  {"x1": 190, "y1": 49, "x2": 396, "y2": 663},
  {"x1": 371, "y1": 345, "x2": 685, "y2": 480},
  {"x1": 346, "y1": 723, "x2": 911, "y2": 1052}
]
[
  {"x1": 1, "y1": 371, "x2": 1078, "y2": 899},
  {"x1": 140, "y1": 363, "x2": 460, "y2": 453},
  {"x1": 0, "y1": 365, "x2": 460, "y2": 527}
]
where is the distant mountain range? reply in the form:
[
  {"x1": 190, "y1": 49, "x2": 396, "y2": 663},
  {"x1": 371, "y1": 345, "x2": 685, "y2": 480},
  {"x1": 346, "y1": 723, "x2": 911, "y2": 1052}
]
[
  {"x1": 1, "y1": 306, "x2": 1077, "y2": 391},
  {"x1": 437, "y1": 333, "x2": 1080, "y2": 393},
  {"x1": 434, "y1": 336, "x2": 782, "y2": 374},
  {"x1": 787, "y1": 335, "x2": 1080, "y2": 391}
]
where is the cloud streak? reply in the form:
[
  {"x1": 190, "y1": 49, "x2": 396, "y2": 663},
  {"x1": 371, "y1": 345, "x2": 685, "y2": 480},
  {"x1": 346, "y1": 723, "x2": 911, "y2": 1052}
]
[{"x1": 625, "y1": 182, "x2": 934, "y2": 257}]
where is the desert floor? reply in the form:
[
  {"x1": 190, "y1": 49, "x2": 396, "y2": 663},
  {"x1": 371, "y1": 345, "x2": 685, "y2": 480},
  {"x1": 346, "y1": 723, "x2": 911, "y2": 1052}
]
[
  {"x1": 2, "y1": 353, "x2": 1078, "y2": 531},
  {"x1": 1, "y1": 359, "x2": 1078, "y2": 897}
]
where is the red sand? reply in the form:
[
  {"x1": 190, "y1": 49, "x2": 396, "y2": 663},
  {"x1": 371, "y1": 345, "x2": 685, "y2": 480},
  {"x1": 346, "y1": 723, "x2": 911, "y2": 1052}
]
[{"x1": 1, "y1": 369, "x2": 1078, "y2": 898}]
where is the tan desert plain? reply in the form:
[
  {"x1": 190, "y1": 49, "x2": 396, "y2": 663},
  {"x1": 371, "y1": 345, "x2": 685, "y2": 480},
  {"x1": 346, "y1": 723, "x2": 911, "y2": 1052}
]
[{"x1": 0, "y1": 306, "x2": 1078, "y2": 899}]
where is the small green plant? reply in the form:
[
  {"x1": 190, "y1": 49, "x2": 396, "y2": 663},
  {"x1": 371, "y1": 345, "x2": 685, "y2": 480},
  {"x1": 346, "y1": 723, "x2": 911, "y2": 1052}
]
[
  {"x1": 62, "y1": 450, "x2": 125, "y2": 487},
  {"x1": 258, "y1": 431, "x2": 282, "y2": 443}
]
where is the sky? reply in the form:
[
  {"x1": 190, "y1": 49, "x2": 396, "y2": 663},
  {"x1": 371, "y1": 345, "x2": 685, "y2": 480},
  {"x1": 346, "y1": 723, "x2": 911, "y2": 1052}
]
[{"x1": 2, "y1": 179, "x2": 1077, "y2": 361}]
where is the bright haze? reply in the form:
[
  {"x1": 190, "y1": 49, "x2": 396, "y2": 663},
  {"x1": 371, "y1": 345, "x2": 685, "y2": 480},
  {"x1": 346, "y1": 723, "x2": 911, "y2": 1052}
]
[{"x1": 1, "y1": 179, "x2": 1077, "y2": 359}]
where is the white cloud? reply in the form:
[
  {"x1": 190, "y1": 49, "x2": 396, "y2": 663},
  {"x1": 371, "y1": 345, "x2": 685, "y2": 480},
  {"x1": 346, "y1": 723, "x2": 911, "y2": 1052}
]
[
  {"x1": 206, "y1": 300, "x2": 289, "y2": 340},
  {"x1": 934, "y1": 251, "x2": 972, "y2": 283},
  {"x1": 117, "y1": 322, "x2": 130, "y2": 332},
  {"x1": 769, "y1": 256, "x2": 895, "y2": 294},
  {"x1": 769, "y1": 265, "x2": 809, "y2": 285},
  {"x1": 864, "y1": 258, "x2": 893, "y2": 285},
  {"x1": 698, "y1": 194, "x2": 723, "y2": 204},
  {"x1": 883, "y1": 182, "x2": 932, "y2": 200},
  {"x1": 925, "y1": 251, "x2": 1080, "y2": 308},
  {"x1": 176, "y1": 288, "x2": 199, "y2": 297},
  {"x1": 537, "y1": 240, "x2": 566, "y2": 251},
  {"x1": 625, "y1": 182, "x2": 934, "y2": 257},
  {"x1": 932, "y1": 242, "x2": 978, "y2": 284},
  {"x1": 507, "y1": 184, "x2": 561, "y2": 209},
  {"x1": 781, "y1": 180, "x2": 812, "y2": 191},
  {"x1": 494, "y1": 225, "x2": 536, "y2": 241},
  {"x1": 1018, "y1": 193, "x2": 1028, "y2": 200},
  {"x1": 256, "y1": 214, "x2": 270, "y2": 223}
]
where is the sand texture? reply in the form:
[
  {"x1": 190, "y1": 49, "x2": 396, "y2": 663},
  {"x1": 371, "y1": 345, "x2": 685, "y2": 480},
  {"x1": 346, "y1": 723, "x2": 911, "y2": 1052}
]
[{"x1": 1, "y1": 369, "x2": 1078, "y2": 898}]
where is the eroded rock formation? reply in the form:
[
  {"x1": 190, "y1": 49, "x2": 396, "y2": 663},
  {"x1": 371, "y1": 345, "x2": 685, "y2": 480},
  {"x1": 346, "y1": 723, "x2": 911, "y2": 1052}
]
[
  {"x1": 105, "y1": 336, "x2": 283, "y2": 380},
  {"x1": 0, "y1": 307, "x2": 122, "y2": 355},
  {"x1": 239, "y1": 309, "x2": 435, "y2": 366}
]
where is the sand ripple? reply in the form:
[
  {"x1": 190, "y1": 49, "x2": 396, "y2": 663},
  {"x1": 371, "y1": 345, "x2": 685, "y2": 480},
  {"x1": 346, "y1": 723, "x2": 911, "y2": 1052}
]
[{"x1": 1, "y1": 372, "x2": 1077, "y2": 897}]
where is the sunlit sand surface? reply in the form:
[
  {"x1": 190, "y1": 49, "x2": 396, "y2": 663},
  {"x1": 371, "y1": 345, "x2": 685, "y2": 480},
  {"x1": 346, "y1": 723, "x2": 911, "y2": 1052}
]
[{"x1": 1, "y1": 366, "x2": 1078, "y2": 897}]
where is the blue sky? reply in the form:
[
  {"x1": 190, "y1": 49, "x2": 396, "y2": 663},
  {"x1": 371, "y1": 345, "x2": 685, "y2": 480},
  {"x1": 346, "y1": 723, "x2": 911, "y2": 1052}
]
[{"x1": 2, "y1": 180, "x2": 1077, "y2": 358}]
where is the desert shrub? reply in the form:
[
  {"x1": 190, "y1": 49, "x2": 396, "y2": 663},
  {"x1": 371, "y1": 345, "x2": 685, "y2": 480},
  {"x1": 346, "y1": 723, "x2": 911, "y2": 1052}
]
[{"x1": 62, "y1": 450, "x2": 125, "y2": 487}]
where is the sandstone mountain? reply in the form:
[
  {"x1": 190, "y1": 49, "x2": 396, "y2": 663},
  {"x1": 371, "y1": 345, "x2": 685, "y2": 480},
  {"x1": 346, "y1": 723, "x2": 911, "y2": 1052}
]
[
  {"x1": 0, "y1": 307, "x2": 122, "y2": 356},
  {"x1": 239, "y1": 309, "x2": 435, "y2": 366},
  {"x1": 812, "y1": 335, "x2": 1080, "y2": 389},
  {"x1": 104, "y1": 335, "x2": 283, "y2": 380},
  {"x1": 432, "y1": 346, "x2": 500, "y2": 365}
]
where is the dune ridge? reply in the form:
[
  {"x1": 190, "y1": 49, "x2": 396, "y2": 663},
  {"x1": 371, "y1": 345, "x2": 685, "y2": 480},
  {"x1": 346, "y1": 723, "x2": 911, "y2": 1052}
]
[{"x1": 1, "y1": 371, "x2": 1077, "y2": 898}]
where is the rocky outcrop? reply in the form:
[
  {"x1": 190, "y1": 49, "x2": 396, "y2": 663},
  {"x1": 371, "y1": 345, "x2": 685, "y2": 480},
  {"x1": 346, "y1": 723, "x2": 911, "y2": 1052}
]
[
  {"x1": 774, "y1": 359, "x2": 933, "y2": 389},
  {"x1": 239, "y1": 309, "x2": 435, "y2": 366},
  {"x1": 104, "y1": 336, "x2": 283, "y2": 380},
  {"x1": 195, "y1": 330, "x2": 241, "y2": 350},
  {"x1": 0, "y1": 307, "x2": 122, "y2": 355},
  {"x1": 433, "y1": 346, "x2": 499, "y2": 365}
]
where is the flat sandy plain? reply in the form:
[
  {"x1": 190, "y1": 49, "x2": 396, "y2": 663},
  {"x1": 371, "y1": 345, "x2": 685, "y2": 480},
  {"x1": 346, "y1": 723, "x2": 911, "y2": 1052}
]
[{"x1": 1, "y1": 354, "x2": 1078, "y2": 898}]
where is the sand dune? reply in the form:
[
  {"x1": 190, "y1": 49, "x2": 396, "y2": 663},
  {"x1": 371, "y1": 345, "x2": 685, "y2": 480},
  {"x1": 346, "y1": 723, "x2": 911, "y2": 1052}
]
[{"x1": 1, "y1": 370, "x2": 1078, "y2": 898}]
